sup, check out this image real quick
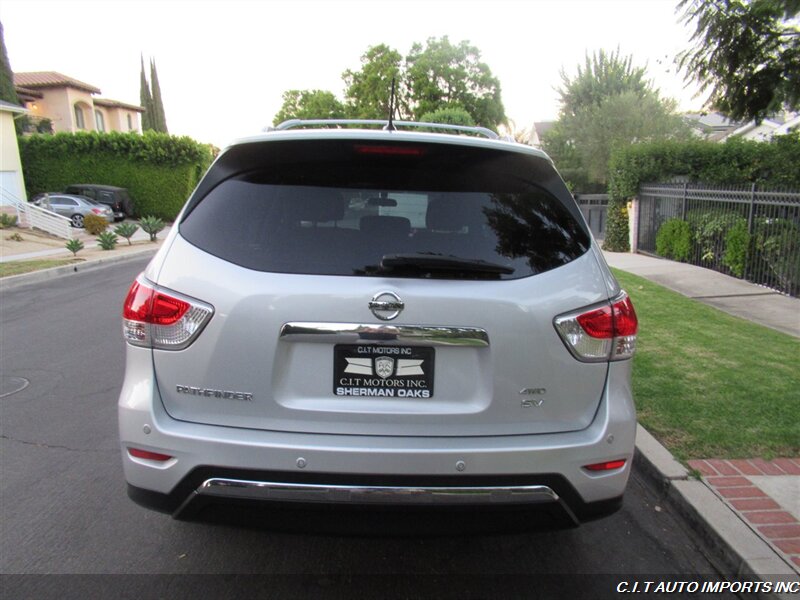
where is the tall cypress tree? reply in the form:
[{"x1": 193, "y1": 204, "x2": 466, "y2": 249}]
[
  {"x1": 139, "y1": 55, "x2": 154, "y2": 131},
  {"x1": 0, "y1": 20, "x2": 20, "y2": 105},
  {"x1": 150, "y1": 58, "x2": 168, "y2": 133}
]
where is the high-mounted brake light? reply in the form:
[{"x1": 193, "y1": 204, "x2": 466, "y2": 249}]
[
  {"x1": 122, "y1": 275, "x2": 213, "y2": 350},
  {"x1": 554, "y1": 292, "x2": 638, "y2": 362},
  {"x1": 354, "y1": 145, "x2": 425, "y2": 156}
]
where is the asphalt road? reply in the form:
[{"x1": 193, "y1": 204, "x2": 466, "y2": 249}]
[{"x1": 0, "y1": 258, "x2": 736, "y2": 599}]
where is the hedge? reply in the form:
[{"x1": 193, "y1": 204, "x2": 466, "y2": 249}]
[
  {"x1": 604, "y1": 133, "x2": 800, "y2": 251},
  {"x1": 19, "y1": 131, "x2": 214, "y2": 221}
]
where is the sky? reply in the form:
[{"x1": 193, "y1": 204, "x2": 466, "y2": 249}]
[{"x1": 1, "y1": 0, "x2": 704, "y2": 148}]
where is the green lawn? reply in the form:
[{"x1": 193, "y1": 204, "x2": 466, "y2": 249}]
[
  {"x1": 0, "y1": 259, "x2": 80, "y2": 278},
  {"x1": 612, "y1": 269, "x2": 800, "y2": 461}
]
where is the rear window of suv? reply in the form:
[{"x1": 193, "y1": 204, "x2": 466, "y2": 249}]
[{"x1": 180, "y1": 139, "x2": 590, "y2": 280}]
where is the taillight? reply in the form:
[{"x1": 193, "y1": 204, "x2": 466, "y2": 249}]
[
  {"x1": 122, "y1": 275, "x2": 213, "y2": 350},
  {"x1": 554, "y1": 292, "x2": 638, "y2": 362},
  {"x1": 91, "y1": 207, "x2": 104, "y2": 215}
]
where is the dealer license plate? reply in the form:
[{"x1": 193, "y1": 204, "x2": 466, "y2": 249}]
[{"x1": 333, "y1": 345, "x2": 435, "y2": 399}]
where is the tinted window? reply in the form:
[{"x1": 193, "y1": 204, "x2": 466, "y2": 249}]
[{"x1": 180, "y1": 141, "x2": 589, "y2": 280}]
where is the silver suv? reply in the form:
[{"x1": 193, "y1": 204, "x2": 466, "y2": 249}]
[{"x1": 119, "y1": 120, "x2": 638, "y2": 527}]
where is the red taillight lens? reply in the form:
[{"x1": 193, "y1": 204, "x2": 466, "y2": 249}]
[
  {"x1": 123, "y1": 281, "x2": 190, "y2": 325},
  {"x1": 584, "y1": 459, "x2": 627, "y2": 472},
  {"x1": 91, "y1": 207, "x2": 104, "y2": 215},
  {"x1": 123, "y1": 280, "x2": 152, "y2": 321},
  {"x1": 576, "y1": 305, "x2": 614, "y2": 339},
  {"x1": 612, "y1": 295, "x2": 638, "y2": 337},
  {"x1": 128, "y1": 447, "x2": 173, "y2": 462},
  {"x1": 122, "y1": 275, "x2": 213, "y2": 350},
  {"x1": 554, "y1": 292, "x2": 638, "y2": 361},
  {"x1": 150, "y1": 293, "x2": 190, "y2": 325}
]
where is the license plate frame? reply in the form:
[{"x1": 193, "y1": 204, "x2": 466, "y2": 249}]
[{"x1": 333, "y1": 345, "x2": 435, "y2": 399}]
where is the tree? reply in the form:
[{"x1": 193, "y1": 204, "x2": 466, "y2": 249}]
[
  {"x1": 418, "y1": 105, "x2": 476, "y2": 127},
  {"x1": 678, "y1": 0, "x2": 800, "y2": 123},
  {"x1": 405, "y1": 37, "x2": 506, "y2": 128},
  {"x1": 543, "y1": 49, "x2": 690, "y2": 190},
  {"x1": 0, "y1": 20, "x2": 18, "y2": 106},
  {"x1": 139, "y1": 55, "x2": 154, "y2": 131},
  {"x1": 343, "y1": 44, "x2": 408, "y2": 119},
  {"x1": 272, "y1": 90, "x2": 346, "y2": 125},
  {"x1": 149, "y1": 58, "x2": 168, "y2": 133},
  {"x1": 273, "y1": 38, "x2": 506, "y2": 130}
]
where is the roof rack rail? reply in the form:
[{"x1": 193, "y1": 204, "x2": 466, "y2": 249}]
[{"x1": 271, "y1": 119, "x2": 499, "y2": 140}]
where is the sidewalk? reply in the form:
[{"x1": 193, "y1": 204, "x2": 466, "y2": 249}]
[
  {"x1": 604, "y1": 251, "x2": 800, "y2": 338},
  {"x1": 0, "y1": 223, "x2": 170, "y2": 263},
  {"x1": 0, "y1": 224, "x2": 167, "y2": 289},
  {"x1": 606, "y1": 250, "x2": 800, "y2": 581}
]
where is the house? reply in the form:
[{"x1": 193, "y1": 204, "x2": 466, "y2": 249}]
[
  {"x1": 14, "y1": 71, "x2": 144, "y2": 134},
  {"x1": 0, "y1": 100, "x2": 28, "y2": 206},
  {"x1": 684, "y1": 110, "x2": 800, "y2": 143},
  {"x1": 529, "y1": 121, "x2": 556, "y2": 148},
  {"x1": 683, "y1": 112, "x2": 742, "y2": 141},
  {"x1": 725, "y1": 112, "x2": 800, "y2": 142}
]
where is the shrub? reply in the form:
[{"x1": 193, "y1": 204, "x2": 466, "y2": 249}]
[
  {"x1": 655, "y1": 219, "x2": 692, "y2": 262},
  {"x1": 83, "y1": 214, "x2": 109, "y2": 235},
  {"x1": 0, "y1": 213, "x2": 18, "y2": 228},
  {"x1": 753, "y1": 218, "x2": 800, "y2": 294},
  {"x1": 139, "y1": 216, "x2": 165, "y2": 241},
  {"x1": 686, "y1": 210, "x2": 743, "y2": 263},
  {"x1": 6, "y1": 232, "x2": 23, "y2": 242},
  {"x1": 114, "y1": 222, "x2": 139, "y2": 245},
  {"x1": 18, "y1": 131, "x2": 214, "y2": 221},
  {"x1": 723, "y1": 219, "x2": 750, "y2": 277},
  {"x1": 65, "y1": 238, "x2": 84, "y2": 256},
  {"x1": 96, "y1": 231, "x2": 118, "y2": 250},
  {"x1": 605, "y1": 133, "x2": 800, "y2": 251}
]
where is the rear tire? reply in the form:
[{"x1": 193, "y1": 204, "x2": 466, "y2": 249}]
[{"x1": 71, "y1": 214, "x2": 84, "y2": 228}]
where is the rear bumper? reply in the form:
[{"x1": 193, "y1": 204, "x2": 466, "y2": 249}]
[
  {"x1": 128, "y1": 471, "x2": 624, "y2": 527},
  {"x1": 119, "y1": 347, "x2": 636, "y2": 523}
]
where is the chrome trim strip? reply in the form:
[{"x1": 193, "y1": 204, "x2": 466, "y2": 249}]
[
  {"x1": 279, "y1": 322, "x2": 489, "y2": 347},
  {"x1": 196, "y1": 478, "x2": 559, "y2": 506}
]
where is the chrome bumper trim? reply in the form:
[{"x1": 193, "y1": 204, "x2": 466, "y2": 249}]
[
  {"x1": 195, "y1": 478, "x2": 559, "y2": 506},
  {"x1": 279, "y1": 322, "x2": 489, "y2": 347}
]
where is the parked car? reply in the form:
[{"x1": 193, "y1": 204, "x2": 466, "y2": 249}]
[
  {"x1": 33, "y1": 193, "x2": 113, "y2": 228},
  {"x1": 119, "y1": 120, "x2": 638, "y2": 528},
  {"x1": 63, "y1": 184, "x2": 134, "y2": 221}
]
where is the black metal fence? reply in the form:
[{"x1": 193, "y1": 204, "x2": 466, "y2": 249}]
[{"x1": 638, "y1": 183, "x2": 800, "y2": 297}]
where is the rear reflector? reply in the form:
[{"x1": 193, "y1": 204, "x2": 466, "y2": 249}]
[
  {"x1": 584, "y1": 459, "x2": 627, "y2": 472},
  {"x1": 122, "y1": 275, "x2": 213, "y2": 350},
  {"x1": 554, "y1": 292, "x2": 638, "y2": 362},
  {"x1": 128, "y1": 448, "x2": 173, "y2": 462}
]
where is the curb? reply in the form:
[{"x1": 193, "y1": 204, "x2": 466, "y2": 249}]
[
  {"x1": 634, "y1": 424, "x2": 799, "y2": 597},
  {"x1": 0, "y1": 247, "x2": 158, "y2": 291}
]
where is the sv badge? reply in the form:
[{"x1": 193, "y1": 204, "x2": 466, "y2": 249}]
[{"x1": 519, "y1": 388, "x2": 546, "y2": 408}]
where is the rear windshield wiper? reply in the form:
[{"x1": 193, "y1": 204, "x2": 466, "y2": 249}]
[{"x1": 379, "y1": 253, "x2": 515, "y2": 275}]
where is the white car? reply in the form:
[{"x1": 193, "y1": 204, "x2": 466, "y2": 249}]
[{"x1": 118, "y1": 120, "x2": 638, "y2": 527}]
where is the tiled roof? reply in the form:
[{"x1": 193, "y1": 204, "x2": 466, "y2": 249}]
[
  {"x1": 14, "y1": 72, "x2": 101, "y2": 94},
  {"x1": 93, "y1": 98, "x2": 145, "y2": 113},
  {"x1": 14, "y1": 86, "x2": 44, "y2": 100}
]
